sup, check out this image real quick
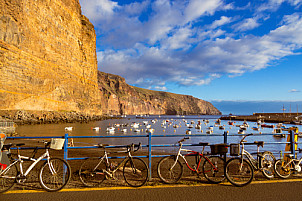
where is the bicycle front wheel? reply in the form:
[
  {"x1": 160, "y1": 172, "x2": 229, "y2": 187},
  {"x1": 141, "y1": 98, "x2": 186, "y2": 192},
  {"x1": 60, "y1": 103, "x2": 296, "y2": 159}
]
[
  {"x1": 39, "y1": 158, "x2": 71, "y2": 192},
  {"x1": 0, "y1": 163, "x2": 17, "y2": 193},
  {"x1": 79, "y1": 157, "x2": 107, "y2": 187},
  {"x1": 157, "y1": 156, "x2": 183, "y2": 184},
  {"x1": 260, "y1": 151, "x2": 275, "y2": 179},
  {"x1": 225, "y1": 158, "x2": 254, "y2": 187},
  {"x1": 203, "y1": 156, "x2": 225, "y2": 184},
  {"x1": 274, "y1": 159, "x2": 291, "y2": 179},
  {"x1": 123, "y1": 157, "x2": 148, "y2": 187}
]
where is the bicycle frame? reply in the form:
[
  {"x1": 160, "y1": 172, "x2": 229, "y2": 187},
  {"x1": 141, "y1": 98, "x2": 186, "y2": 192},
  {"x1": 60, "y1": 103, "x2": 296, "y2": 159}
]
[
  {"x1": 239, "y1": 141, "x2": 263, "y2": 170},
  {"x1": 0, "y1": 148, "x2": 51, "y2": 179},
  {"x1": 171, "y1": 142, "x2": 215, "y2": 174},
  {"x1": 280, "y1": 157, "x2": 302, "y2": 170},
  {"x1": 96, "y1": 148, "x2": 132, "y2": 178}
]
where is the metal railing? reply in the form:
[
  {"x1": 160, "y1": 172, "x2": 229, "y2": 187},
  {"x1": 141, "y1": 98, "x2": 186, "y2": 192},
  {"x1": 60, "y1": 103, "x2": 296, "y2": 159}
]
[{"x1": 6, "y1": 130, "x2": 298, "y2": 179}]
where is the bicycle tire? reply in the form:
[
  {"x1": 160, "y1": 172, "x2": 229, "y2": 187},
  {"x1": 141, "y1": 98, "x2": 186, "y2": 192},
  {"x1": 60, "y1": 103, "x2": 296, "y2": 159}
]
[
  {"x1": 157, "y1": 156, "x2": 183, "y2": 184},
  {"x1": 274, "y1": 159, "x2": 291, "y2": 179},
  {"x1": 123, "y1": 157, "x2": 148, "y2": 187},
  {"x1": 260, "y1": 151, "x2": 275, "y2": 179},
  {"x1": 203, "y1": 156, "x2": 225, "y2": 184},
  {"x1": 39, "y1": 158, "x2": 71, "y2": 192},
  {"x1": 225, "y1": 158, "x2": 254, "y2": 187},
  {"x1": 79, "y1": 157, "x2": 107, "y2": 187},
  {"x1": 0, "y1": 163, "x2": 17, "y2": 193}
]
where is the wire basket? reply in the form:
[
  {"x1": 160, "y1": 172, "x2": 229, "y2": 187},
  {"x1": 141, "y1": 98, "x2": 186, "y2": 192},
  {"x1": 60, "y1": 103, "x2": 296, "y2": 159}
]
[
  {"x1": 50, "y1": 138, "x2": 65, "y2": 150},
  {"x1": 210, "y1": 144, "x2": 228, "y2": 155},
  {"x1": 230, "y1": 144, "x2": 240, "y2": 156}
]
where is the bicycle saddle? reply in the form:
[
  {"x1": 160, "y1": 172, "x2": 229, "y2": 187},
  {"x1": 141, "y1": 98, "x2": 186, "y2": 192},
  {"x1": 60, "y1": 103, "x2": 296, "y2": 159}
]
[
  {"x1": 254, "y1": 141, "x2": 264, "y2": 147},
  {"x1": 199, "y1": 142, "x2": 209, "y2": 146},
  {"x1": 98, "y1": 144, "x2": 109, "y2": 148}
]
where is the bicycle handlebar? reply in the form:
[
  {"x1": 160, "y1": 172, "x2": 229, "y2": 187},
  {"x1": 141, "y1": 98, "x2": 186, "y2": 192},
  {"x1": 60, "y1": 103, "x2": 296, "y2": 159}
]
[
  {"x1": 127, "y1": 143, "x2": 142, "y2": 152},
  {"x1": 178, "y1": 137, "x2": 190, "y2": 144},
  {"x1": 240, "y1": 134, "x2": 253, "y2": 144}
]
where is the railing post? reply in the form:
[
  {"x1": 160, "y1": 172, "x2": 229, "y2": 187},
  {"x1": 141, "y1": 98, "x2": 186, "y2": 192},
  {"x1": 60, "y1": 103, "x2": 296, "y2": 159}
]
[
  {"x1": 223, "y1": 131, "x2": 228, "y2": 162},
  {"x1": 148, "y1": 132, "x2": 152, "y2": 180},
  {"x1": 224, "y1": 131, "x2": 228, "y2": 144},
  {"x1": 64, "y1": 133, "x2": 68, "y2": 161},
  {"x1": 290, "y1": 130, "x2": 296, "y2": 158}
]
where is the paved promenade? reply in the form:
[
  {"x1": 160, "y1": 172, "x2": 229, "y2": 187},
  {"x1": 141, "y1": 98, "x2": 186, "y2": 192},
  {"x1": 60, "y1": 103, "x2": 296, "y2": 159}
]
[{"x1": 1, "y1": 179, "x2": 302, "y2": 201}]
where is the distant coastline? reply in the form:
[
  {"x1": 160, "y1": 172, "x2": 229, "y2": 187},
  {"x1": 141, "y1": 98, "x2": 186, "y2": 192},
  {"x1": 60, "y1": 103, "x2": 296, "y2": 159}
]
[{"x1": 211, "y1": 100, "x2": 302, "y2": 115}]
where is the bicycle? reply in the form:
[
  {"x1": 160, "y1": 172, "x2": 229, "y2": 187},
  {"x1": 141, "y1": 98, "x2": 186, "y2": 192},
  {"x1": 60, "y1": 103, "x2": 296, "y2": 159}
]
[
  {"x1": 224, "y1": 134, "x2": 276, "y2": 187},
  {"x1": 274, "y1": 149, "x2": 302, "y2": 178},
  {"x1": 79, "y1": 143, "x2": 149, "y2": 187},
  {"x1": 157, "y1": 137, "x2": 227, "y2": 184},
  {"x1": 0, "y1": 141, "x2": 71, "y2": 193}
]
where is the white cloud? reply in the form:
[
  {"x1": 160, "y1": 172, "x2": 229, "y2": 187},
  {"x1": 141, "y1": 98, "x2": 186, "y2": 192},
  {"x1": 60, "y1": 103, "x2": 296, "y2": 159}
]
[
  {"x1": 79, "y1": 0, "x2": 120, "y2": 21},
  {"x1": 184, "y1": 0, "x2": 223, "y2": 22},
  {"x1": 258, "y1": 0, "x2": 302, "y2": 11},
  {"x1": 289, "y1": 89, "x2": 301, "y2": 92},
  {"x1": 233, "y1": 18, "x2": 260, "y2": 31},
  {"x1": 210, "y1": 16, "x2": 233, "y2": 29},
  {"x1": 80, "y1": 1, "x2": 302, "y2": 90}
]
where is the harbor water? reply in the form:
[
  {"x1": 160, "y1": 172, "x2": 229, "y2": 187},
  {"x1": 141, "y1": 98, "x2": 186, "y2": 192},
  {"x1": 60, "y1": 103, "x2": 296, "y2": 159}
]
[{"x1": 14, "y1": 115, "x2": 302, "y2": 156}]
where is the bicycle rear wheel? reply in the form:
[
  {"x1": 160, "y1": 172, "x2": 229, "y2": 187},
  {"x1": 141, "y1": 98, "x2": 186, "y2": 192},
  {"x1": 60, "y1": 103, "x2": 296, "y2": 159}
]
[
  {"x1": 123, "y1": 157, "x2": 148, "y2": 187},
  {"x1": 225, "y1": 158, "x2": 254, "y2": 187},
  {"x1": 0, "y1": 163, "x2": 17, "y2": 193},
  {"x1": 79, "y1": 157, "x2": 107, "y2": 187},
  {"x1": 39, "y1": 158, "x2": 71, "y2": 192},
  {"x1": 157, "y1": 156, "x2": 183, "y2": 184},
  {"x1": 203, "y1": 156, "x2": 225, "y2": 184},
  {"x1": 260, "y1": 151, "x2": 275, "y2": 179},
  {"x1": 274, "y1": 159, "x2": 291, "y2": 179}
]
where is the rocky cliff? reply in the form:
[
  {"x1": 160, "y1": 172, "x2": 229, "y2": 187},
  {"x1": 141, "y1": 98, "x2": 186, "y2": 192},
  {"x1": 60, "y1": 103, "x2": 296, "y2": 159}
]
[
  {"x1": 0, "y1": 0, "x2": 101, "y2": 113},
  {"x1": 98, "y1": 72, "x2": 221, "y2": 115},
  {"x1": 0, "y1": 0, "x2": 221, "y2": 117}
]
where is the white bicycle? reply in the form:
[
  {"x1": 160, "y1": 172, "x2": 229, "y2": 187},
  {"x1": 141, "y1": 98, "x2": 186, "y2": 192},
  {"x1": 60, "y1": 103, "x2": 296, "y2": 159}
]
[{"x1": 0, "y1": 141, "x2": 71, "y2": 193}]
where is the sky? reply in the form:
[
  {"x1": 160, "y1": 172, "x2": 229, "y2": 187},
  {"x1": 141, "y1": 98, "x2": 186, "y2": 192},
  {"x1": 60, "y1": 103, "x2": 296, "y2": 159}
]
[{"x1": 79, "y1": 0, "x2": 302, "y2": 103}]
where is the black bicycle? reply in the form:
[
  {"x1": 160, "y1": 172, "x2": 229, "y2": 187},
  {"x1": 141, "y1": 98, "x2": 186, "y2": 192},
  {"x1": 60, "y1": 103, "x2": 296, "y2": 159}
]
[{"x1": 79, "y1": 143, "x2": 149, "y2": 187}]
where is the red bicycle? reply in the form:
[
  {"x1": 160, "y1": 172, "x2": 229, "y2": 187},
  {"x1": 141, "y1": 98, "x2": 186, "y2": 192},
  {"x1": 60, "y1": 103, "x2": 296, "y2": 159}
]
[{"x1": 157, "y1": 137, "x2": 227, "y2": 184}]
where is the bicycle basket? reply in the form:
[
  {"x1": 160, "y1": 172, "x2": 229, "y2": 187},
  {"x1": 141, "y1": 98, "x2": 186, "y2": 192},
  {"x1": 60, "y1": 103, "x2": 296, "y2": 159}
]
[
  {"x1": 230, "y1": 144, "x2": 240, "y2": 156},
  {"x1": 50, "y1": 138, "x2": 65, "y2": 150},
  {"x1": 210, "y1": 144, "x2": 228, "y2": 155}
]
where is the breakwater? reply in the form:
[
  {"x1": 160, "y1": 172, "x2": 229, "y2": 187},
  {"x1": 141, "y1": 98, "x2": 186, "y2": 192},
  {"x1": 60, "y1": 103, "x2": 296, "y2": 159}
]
[{"x1": 220, "y1": 113, "x2": 302, "y2": 124}]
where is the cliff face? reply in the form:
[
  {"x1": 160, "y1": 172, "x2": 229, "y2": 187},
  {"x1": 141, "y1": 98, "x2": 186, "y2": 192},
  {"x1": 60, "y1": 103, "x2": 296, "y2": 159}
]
[
  {"x1": 0, "y1": 0, "x2": 221, "y2": 116},
  {"x1": 98, "y1": 72, "x2": 221, "y2": 115},
  {"x1": 0, "y1": 0, "x2": 101, "y2": 113}
]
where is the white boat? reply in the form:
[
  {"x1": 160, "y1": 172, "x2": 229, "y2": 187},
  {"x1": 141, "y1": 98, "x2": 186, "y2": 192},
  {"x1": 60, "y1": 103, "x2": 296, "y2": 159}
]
[
  {"x1": 92, "y1": 127, "x2": 100, "y2": 131},
  {"x1": 186, "y1": 129, "x2": 192, "y2": 134},
  {"x1": 134, "y1": 129, "x2": 141, "y2": 133},
  {"x1": 146, "y1": 124, "x2": 151, "y2": 129},
  {"x1": 206, "y1": 130, "x2": 213, "y2": 134},
  {"x1": 65, "y1": 127, "x2": 73, "y2": 131},
  {"x1": 238, "y1": 129, "x2": 245, "y2": 134},
  {"x1": 146, "y1": 128, "x2": 154, "y2": 133},
  {"x1": 106, "y1": 127, "x2": 115, "y2": 132},
  {"x1": 252, "y1": 127, "x2": 260, "y2": 131},
  {"x1": 121, "y1": 128, "x2": 127, "y2": 133},
  {"x1": 195, "y1": 124, "x2": 201, "y2": 129},
  {"x1": 143, "y1": 121, "x2": 148, "y2": 125},
  {"x1": 208, "y1": 126, "x2": 214, "y2": 130},
  {"x1": 131, "y1": 122, "x2": 140, "y2": 128}
]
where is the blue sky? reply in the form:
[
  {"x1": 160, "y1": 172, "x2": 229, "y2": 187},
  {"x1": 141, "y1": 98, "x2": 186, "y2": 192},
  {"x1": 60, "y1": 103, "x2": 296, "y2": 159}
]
[{"x1": 79, "y1": 0, "x2": 302, "y2": 102}]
